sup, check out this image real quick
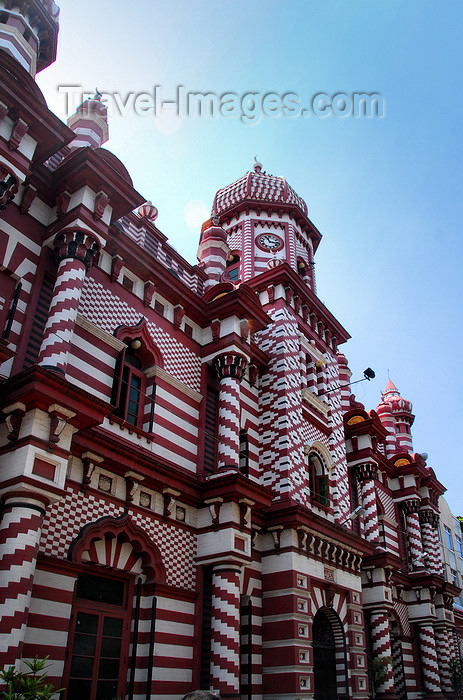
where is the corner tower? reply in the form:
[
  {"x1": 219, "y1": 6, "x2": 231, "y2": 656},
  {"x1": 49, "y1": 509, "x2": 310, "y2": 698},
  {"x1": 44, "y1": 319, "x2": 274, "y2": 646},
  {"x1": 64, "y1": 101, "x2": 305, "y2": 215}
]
[
  {"x1": 207, "y1": 159, "x2": 321, "y2": 290},
  {"x1": 0, "y1": 0, "x2": 59, "y2": 76}
]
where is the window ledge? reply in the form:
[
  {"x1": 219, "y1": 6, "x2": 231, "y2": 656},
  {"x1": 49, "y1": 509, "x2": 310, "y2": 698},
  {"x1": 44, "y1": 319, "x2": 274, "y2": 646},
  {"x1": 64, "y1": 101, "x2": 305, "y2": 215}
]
[
  {"x1": 302, "y1": 388, "x2": 329, "y2": 416},
  {"x1": 108, "y1": 414, "x2": 153, "y2": 443}
]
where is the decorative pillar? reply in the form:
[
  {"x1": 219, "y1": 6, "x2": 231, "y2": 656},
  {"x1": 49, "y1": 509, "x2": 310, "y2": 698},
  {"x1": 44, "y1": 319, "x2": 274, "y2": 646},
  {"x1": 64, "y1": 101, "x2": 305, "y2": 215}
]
[
  {"x1": 401, "y1": 500, "x2": 425, "y2": 570},
  {"x1": 38, "y1": 229, "x2": 100, "y2": 373},
  {"x1": 369, "y1": 609, "x2": 396, "y2": 697},
  {"x1": 210, "y1": 564, "x2": 241, "y2": 699},
  {"x1": 419, "y1": 510, "x2": 442, "y2": 574},
  {"x1": 433, "y1": 623, "x2": 453, "y2": 693},
  {"x1": 355, "y1": 463, "x2": 380, "y2": 543},
  {"x1": 214, "y1": 354, "x2": 247, "y2": 471},
  {"x1": 0, "y1": 496, "x2": 46, "y2": 667},
  {"x1": 418, "y1": 623, "x2": 442, "y2": 694}
]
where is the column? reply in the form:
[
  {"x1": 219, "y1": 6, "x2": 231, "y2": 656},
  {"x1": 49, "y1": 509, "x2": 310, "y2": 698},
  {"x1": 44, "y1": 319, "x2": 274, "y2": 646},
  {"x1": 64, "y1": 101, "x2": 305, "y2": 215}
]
[
  {"x1": 38, "y1": 229, "x2": 100, "y2": 373},
  {"x1": 401, "y1": 500, "x2": 425, "y2": 570},
  {"x1": 433, "y1": 623, "x2": 453, "y2": 693},
  {"x1": 369, "y1": 609, "x2": 396, "y2": 698},
  {"x1": 0, "y1": 496, "x2": 46, "y2": 667},
  {"x1": 214, "y1": 354, "x2": 247, "y2": 471},
  {"x1": 419, "y1": 510, "x2": 442, "y2": 574},
  {"x1": 418, "y1": 623, "x2": 442, "y2": 694},
  {"x1": 355, "y1": 463, "x2": 380, "y2": 543},
  {"x1": 210, "y1": 564, "x2": 241, "y2": 699}
]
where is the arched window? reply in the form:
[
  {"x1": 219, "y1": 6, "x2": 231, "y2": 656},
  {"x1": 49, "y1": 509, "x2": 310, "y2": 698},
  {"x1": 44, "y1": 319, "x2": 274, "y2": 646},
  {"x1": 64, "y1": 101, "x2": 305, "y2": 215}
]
[
  {"x1": 115, "y1": 345, "x2": 145, "y2": 426},
  {"x1": 111, "y1": 320, "x2": 162, "y2": 432},
  {"x1": 307, "y1": 452, "x2": 329, "y2": 506}
]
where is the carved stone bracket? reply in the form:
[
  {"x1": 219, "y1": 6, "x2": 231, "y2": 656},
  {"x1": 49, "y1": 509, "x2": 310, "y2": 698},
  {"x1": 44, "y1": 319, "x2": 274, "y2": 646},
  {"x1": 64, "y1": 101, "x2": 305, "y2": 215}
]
[
  {"x1": 3, "y1": 402, "x2": 26, "y2": 442},
  {"x1": 48, "y1": 404, "x2": 75, "y2": 450},
  {"x1": 81, "y1": 451, "x2": 104, "y2": 491},
  {"x1": 125, "y1": 471, "x2": 145, "y2": 506},
  {"x1": 111, "y1": 254, "x2": 124, "y2": 282},
  {"x1": 211, "y1": 320, "x2": 220, "y2": 343},
  {"x1": 9, "y1": 118, "x2": 29, "y2": 151},
  {"x1": 173, "y1": 305, "x2": 185, "y2": 330},
  {"x1": 239, "y1": 498, "x2": 254, "y2": 529},
  {"x1": 20, "y1": 184, "x2": 37, "y2": 214},
  {"x1": 144, "y1": 281, "x2": 156, "y2": 307},
  {"x1": 94, "y1": 191, "x2": 109, "y2": 220},
  {"x1": 269, "y1": 526, "x2": 283, "y2": 551},
  {"x1": 0, "y1": 163, "x2": 19, "y2": 209},
  {"x1": 204, "y1": 497, "x2": 223, "y2": 528},
  {"x1": 163, "y1": 487, "x2": 181, "y2": 518}
]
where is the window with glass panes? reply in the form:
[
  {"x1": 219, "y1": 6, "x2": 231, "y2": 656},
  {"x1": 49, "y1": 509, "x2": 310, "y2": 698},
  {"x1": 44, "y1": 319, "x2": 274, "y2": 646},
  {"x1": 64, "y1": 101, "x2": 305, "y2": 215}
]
[{"x1": 64, "y1": 572, "x2": 130, "y2": 700}]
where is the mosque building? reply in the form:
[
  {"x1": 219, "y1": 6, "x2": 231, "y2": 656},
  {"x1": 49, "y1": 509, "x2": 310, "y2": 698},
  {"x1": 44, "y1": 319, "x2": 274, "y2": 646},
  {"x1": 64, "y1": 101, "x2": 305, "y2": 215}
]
[{"x1": 0, "y1": 2, "x2": 461, "y2": 699}]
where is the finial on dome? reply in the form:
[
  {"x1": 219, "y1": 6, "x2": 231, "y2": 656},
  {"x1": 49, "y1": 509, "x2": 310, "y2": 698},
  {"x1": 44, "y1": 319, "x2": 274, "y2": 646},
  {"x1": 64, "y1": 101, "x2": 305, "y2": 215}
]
[
  {"x1": 94, "y1": 87, "x2": 103, "y2": 102},
  {"x1": 253, "y1": 156, "x2": 262, "y2": 173}
]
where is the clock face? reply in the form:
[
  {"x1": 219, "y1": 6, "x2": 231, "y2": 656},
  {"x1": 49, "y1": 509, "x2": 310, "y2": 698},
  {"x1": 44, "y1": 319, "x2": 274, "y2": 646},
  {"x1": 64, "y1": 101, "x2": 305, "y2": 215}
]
[{"x1": 257, "y1": 233, "x2": 283, "y2": 251}]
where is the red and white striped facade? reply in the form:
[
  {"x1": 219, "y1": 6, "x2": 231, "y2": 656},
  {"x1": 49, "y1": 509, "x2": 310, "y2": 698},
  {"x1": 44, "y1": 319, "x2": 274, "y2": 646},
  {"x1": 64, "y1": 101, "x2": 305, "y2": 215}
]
[{"x1": 0, "y1": 6, "x2": 461, "y2": 700}]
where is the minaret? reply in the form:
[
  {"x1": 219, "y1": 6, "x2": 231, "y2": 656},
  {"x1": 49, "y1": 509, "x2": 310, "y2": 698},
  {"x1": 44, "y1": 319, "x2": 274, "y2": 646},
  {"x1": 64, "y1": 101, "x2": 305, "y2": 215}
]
[
  {"x1": 0, "y1": 0, "x2": 59, "y2": 76},
  {"x1": 67, "y1": 93, "x2": 109, "y2": 150},
  {"x1": 377, "y1": 379, "x2": 415, "y2": 455}
]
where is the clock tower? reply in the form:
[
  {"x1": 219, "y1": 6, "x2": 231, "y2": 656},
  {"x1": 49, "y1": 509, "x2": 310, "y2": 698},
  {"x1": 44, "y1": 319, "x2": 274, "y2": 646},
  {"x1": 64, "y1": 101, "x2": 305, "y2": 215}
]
[
  {"x1": 199, "y1": 161, "x2": 352, "y2": 519},
  {"x1": 204, "y1": 158, "x2": 321, "y2": 289}
]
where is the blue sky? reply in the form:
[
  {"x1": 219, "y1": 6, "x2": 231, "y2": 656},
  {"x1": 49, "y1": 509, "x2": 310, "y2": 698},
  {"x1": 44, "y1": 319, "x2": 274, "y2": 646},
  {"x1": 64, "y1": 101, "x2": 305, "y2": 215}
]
[{"x1": 37, "y1": 0, "x2": 463, "y2": 513}]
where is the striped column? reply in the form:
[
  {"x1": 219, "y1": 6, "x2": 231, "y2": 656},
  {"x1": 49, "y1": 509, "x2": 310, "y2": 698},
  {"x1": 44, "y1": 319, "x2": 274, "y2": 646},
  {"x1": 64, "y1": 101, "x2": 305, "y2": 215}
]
[
  {"x1": 369, "y1": 609, "x2": 395, "y2": 695},
  {"x1": 38, "y1": 229, "x2": 100, "y2": 373},
  {"x1": 434, "y1": 624, "x2": 453, "y2": 693},
  {"x1": 419, "y1": 510, "x2": 442, "y2": 574},
  {"x1": 418, "y1": 623, "x2": 442, "y2": 693},
  {"x1": 210, "y1": 564, "x2": 241, "y2": 699},
  {"x1": 0, "y1": 497, "x2": 46, "y2": 667},
  {"x1": 391, "y1": 633, "x2": 406, "y2": 700},
  {"x1": 401, "y1": 500, "x2": 425, "y2": 570},
  {"x1": 355, "y1": 463, "x2": 380, "y2": 543},
  {"x1": 214, "y1": 354, "x2": 247, "y2": 471}
]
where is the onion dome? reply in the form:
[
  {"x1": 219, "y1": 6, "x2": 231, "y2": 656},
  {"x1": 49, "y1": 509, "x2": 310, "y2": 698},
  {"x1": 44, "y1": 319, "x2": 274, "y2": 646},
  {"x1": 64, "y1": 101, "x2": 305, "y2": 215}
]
[
  {"x1": 379, "y1": 379, "x2": 413, "y2": 414},
  {"x1": 212, "y1": 159, "x2": 308, "y2": 218},
  {"x1": 138, "y1": 201, "x2": 159, "y2": 220}
]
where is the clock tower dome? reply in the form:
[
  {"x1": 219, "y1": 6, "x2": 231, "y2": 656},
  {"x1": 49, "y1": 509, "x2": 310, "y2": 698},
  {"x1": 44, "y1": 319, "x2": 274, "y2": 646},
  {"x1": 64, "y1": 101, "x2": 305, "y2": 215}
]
[{"x1": 205, "y1": 159, "x2": 321, "y2": 289}]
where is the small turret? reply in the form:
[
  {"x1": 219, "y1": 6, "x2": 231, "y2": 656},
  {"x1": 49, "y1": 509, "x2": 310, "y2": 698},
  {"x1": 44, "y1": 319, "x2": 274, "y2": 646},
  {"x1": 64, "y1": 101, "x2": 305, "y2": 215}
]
[
  {"x1": 67, "y1": 93, "x2": 109, "y2": 149},
  {"x1": 0, "y1": 0, "x2": 59, "y2": 76},
  {"x1": 377, "y1": 379, "x2": 414, "y2": 455},
  {"x1": 196, "y1": 219, "x2": 230, "y2": 291}
]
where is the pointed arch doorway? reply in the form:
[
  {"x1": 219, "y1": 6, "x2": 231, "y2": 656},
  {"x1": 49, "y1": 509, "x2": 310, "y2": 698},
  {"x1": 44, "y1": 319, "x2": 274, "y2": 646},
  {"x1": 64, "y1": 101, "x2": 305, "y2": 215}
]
[{"x1": 313, "y1": 607, "x2": 348, "y2": 700}]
